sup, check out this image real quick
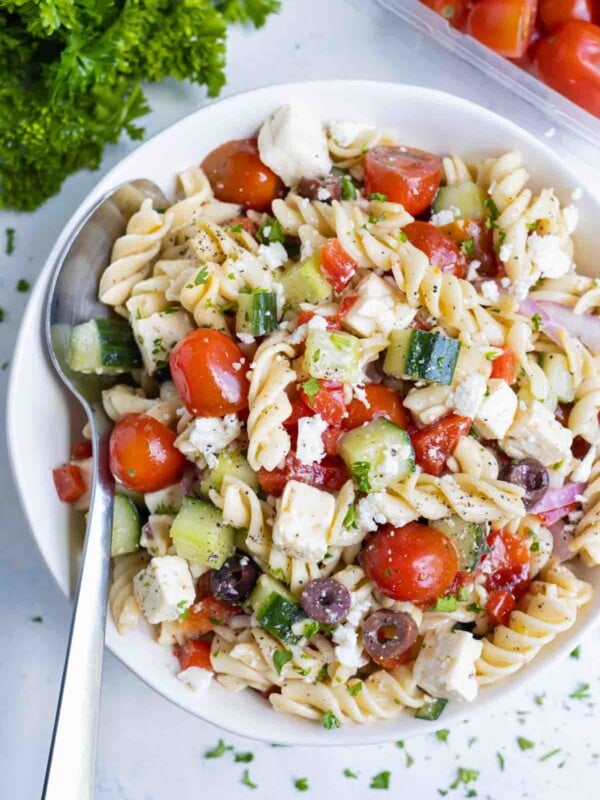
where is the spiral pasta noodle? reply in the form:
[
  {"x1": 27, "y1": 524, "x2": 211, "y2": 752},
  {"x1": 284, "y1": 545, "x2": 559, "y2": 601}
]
[
  {"x1": 109, "y1": 551, "x2": 150, "y2": 635},
  {"x1": 570, "y1": 457, "x2": 600, "y2": 565},
  {"x1": 102, "y1": 382, "x2": 182, "y2": 427}
]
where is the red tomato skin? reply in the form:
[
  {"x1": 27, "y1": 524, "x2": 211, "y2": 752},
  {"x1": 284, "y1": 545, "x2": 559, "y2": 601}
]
[
  {"x1": 179, "y1": 596, "x2": 237, "y2": 637},
  {"x1": 299, "y1": 380, "x2": 346, "y2": 426},
  {"x1": 284, "y1": 397, "x2": 313, "y2": 429},
  {"x1": 361, "y1": 523, "x2": 460, "y2": 603},
  {"x1": 343, "y1": 384, "x2": 409, "y2": 430},
  {"x1": 535, "y1": 21, "x2": 600, "y2": 117},
  {"x1": 201, "y1": 138, "x2": 283, "y2": 211},
  {"x1": 53, "y1": 464, "x2": 86, "y2": 503},
  {"x1": 258, "y1": 453, "x2": 349, "y2": 496},
  {"x1": 364, "y1": 146, "x2": 443, "y2": 215},
  {"x1": 441, "y1": 218, "x2": 498, "y2": 277},
  {"x1": 322, "y1": 426, "x2": 344, "y2": 456},
  {"x1": 467, "y1": 0, "x2": 538, "y2": 58},
  {"x1": 319, "y1": 238, "x2": 358, "y2": 293},
  {"x1": 109, "y1": 414, "x2": 186, "y2": 493},
  {"x1": 490, "y1": 346, "x2": 517, "y2": 383},
  {"x1": 411, "y1": 413, "x2": 472, "y2": 477},
  {"x1": 296, "y1": 310, "x2": 341, "y2": 330},
  {"x1": 175, "y1": 639, "x2": 212, "y2": 672},
  {"x1": 482, "y1": 529, "x2": 531, "y2": 598},
  {"x1": 170, "y1": 329, "x2": 250, "y2": 417},
  {"x1": 421, "y1": 0, "x2": 472, "y2": 28},
  {"x1": 71, "y1": 440, "x2": 93, "y2": 460},
  {"x1": 403, "y1": 221, "x2": 468, "y2": 278},
  {"x1": 539, "y1": 0, "x2": 595, "y2": 30},
  {"x1": 337, "y1": 294, "x2": 360, "y2": 324},
  {"x1": 486, "y1": 589, "x2": 517, "y2": 625}
]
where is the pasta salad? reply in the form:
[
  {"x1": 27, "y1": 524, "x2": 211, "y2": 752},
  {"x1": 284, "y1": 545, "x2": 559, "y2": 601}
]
[{"x1": 53, "y1": 102, "x2": 598, "y2": 727}]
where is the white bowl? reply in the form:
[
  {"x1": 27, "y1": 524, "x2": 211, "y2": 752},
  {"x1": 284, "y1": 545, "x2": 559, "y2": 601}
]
[{"x1": 8, "y1": 80, "x2": 600, "y2": 745}]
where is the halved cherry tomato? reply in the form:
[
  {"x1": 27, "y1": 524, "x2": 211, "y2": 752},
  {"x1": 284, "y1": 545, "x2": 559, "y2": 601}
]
[
  {"x1": 109, "y1": 414, "x2": 186, "y2": 493},
  {"x1": 284, "y1": 397, "x2": 312, "y2": 428},
  {"x1": 201, "y1": 138, "x2": 283, "y2": 211},
  {"x1": 534, "y1": 21, "x2": 600, "y2": 117},
  {"x1": 319, "y1": 238, "x2": 357, "y2": 293},
  {"x1": 258, "y1": 453, "x2": 349, "y2": 496},
  {"x1": 421, "y1": 0, "x2": 472, "y2": 28},
  {"x1": 361, "y1": 522, "x2": 460, "y2": 603},
  {"x1": 490, "y1": 346, "x2": 517, "y2": 384},
  {"x1": 179, "y1": 596, "x2": 238, "y2": 637},
  {"x1": 482, "y1": 529, "x2": 531, "y2": 598},
  {"x1": 403, "y1": 221, "x2": 467, "y2": 278},
  {"x1": 441, "y1": 218, "x2": 498, "y2": 277},
  {"x1": 539, "y1": 0, "x2": 596, "y2": 31},
  {"x1": 343, "y1": 384, "x2": 409, "y2": 430},
  {"x1": 71, "y1": 440, "x2": 92, "y2": 460},
  {"x1": 299, "y1": 379, "x2": 346, "y2": 426},
  {"x1": 170, "y1": 329, "x2": 249, "y2": 417},
  {"x1": 296, "y1": 309, "x2": 341, "y2": 330},
  {"x1": 53, "y1": 464, "x2": 86, "y2": 503},
  {"x1": 322, "y1": 426, "x2": 344, "y2": 456},
  {"x1": 411, "y1": 413, "x2": 472, "y2": 477},
  {"x1": 467, "y1": 0, "x2": 537, "y2": 58},
  {"x1": 364, "y1": 146, "x2": 443, "y2": 215},
  {"x1": 486, "y1": 589, "x2": 517, "y2": 626},
  {"x1": 175, "y1": 639, "x2": 212, "y2": 672}
]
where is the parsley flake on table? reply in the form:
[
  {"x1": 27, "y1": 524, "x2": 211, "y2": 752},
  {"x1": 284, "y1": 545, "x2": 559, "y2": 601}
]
[
  {"x1": 534, "y1": 693, "x2": 545, "y2": 706},
  {"x1": 370, "y1": 770, "x2": 391, "y2": 789},
  {"x1": 570, "y1": 645, "x2": 581, "y2": 659},
  {"x1": 30, "y1": 615, "x2": 43, "y2": 623},
  {"x1": 497, "y1": 752, "x2": 505, "y2": 771},
  {"x1": 235, "y1": 752, "x2": 254, "y2": 763},
  {"x1": 539, "y1": 748, "x2": 562, "y2": 762},
  {"x1": 570, "y1": 683, "x2": 591, "y2": 700},
  {"x1": 0, "y1": 308, "x2": 4, "y2": 322},
  {"x1": 450, "y1": 767, "x2": 479, "y2": 789},
  {"x1": 517, "y1": 737, "x2": 535, "y2": 751},
  {"x1": 241, "y1": 769, "x2": 257, "y2": 789},
  {"x1": 343, "y1": 768, "x2": 358, "y2": 779},
  {"x1": 435, "y1": 729, "x2": 450, "y2": 743},
  {"x1": 205, "y1": 739, "x2": 233, "y2": 758},
  {"x1": 6, "y1": 228, "x2": 15, "y2": 255},
  {"x1": 294, "y1": 778, "x2": 309, "y2": 791},
  {"x1": 16, "y1": 279, "x2": 30, "y2": 293}
]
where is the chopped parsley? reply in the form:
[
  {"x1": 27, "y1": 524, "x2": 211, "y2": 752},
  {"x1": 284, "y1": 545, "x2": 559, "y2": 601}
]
[
  {"x1": 484, "y1": 197, "x2": 499, "y2": 221},
  {"x1": 531, "y1": 313, "x2": 542, "y2": 332},
  {"x1": 235, "y1": 752, "x2": 254, "y2": 763},
  {"x1": 322, "y1": 710, "x2": 341, "y2": 729},
  {"x1": 229, "y1": 222, "x2": 243, "y2": 234},
  {"x1": 534, "y1": 693, "x2": 545, "y2": 706},
  {"x1": 257, "y1": 217, "x2": 285, "y2": 245},
  {"x1": 205, "y1": 739, "x2": 233, "y2": 758},
  {"x1": 368, "y1": 192, "x2": 387, "y2": 202},
  {"x1": 294, "y1": 778, "x2": 309, "y2": 791},
  {"x1": 517, "y1": 737, "x2": 535, "y2": 751},
  {"x1": 302, "y1": 620, "x2": 321, "y2": 639},
  {"x1": 570, "y1": 683, "x2": 591, "y2": 700},
  {"x1": 340, "y1": 175, "x2": 357, "y2": 201},
  {"x1": 301, "y1": 377, "x2": 321, "y2": 404},
  {"x1": 342, "y1": 504, "x2": 358, "y2": 530},
  {"x1": 460, "y1": 237, "x2": 475, "y2": 257},
  {"x1": 450, "y1": 768, "x2": 479, "y2": 789},
  {"x1": 343, "y1": 768, "x2": 358, "y2": 779},
  {"x1": 351, "y1": 461, "x2": 371, "y2": 492},
  {"x1": 570, "y1": 645, "x2": 581, "y2": 659},
  {"x1": 194, "y1": 266, "x2": 210, "y2": 285},
  {"x1": 0, "y1": 308, "x2": 4, "y2": 322},
  {"x1": 6, "y1": 228, "x2": 15, "y2": 255},
  {"x1": 370, "y1": 771, "x2": 391, "y2": 790},
  {"x1": 241, "y1": 769, "x2": 257, "y2": 789},
  {"x1": 398, "y1": 230, "x2": 408, "y2": 243},
  {"x1": 347, "y1": 681, "x2": 363, "y2": 697},
  {"x1": 433, "y1": 595, "x2": 458, "y2": 612},
  {"x1": 466, "y1": 602, "x2": 485, "y2": 613},
  {"x1": 497, "y1": 752, "x2": 505, "y2": 771},
  {"x1": 273, "y1": 649, "x2": 293, "y2": 674},
  {"x1": 31, "y1": 615, "x2": 43, "y2": 623},
  {"x1": 16, "y1": 278, "x2": 30, "y2": 292},
  {"x1": 435, "y1": 729, "x2": 450, "y2": 743}
]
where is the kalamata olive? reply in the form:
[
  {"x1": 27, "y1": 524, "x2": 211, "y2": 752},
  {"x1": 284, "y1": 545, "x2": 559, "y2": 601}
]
[
  {"x1": 297, "y1": 175, "x2": 342, "y2": 203},
  {"x1": 300, "y1": 578, "x2": 351, "y2": 623},
  {"x1": 498, "y1": 458, "x2": 549, "y2": 509},
  {"x1": 210, "y1": 553, "x2": 260, "y2": 605},
  {"x1": 362, "y1": 610, "x2": 418, "y2": 661}
]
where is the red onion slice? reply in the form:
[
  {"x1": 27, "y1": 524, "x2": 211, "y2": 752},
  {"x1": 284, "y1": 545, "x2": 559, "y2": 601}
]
[
  {"x1": 521, "y1": 298, "x2": 600, "y2": 355},
  {"x1": 549, "y1": 520, "x2": 574, "y2": 562},
  {"x1": 530, "y1": 482, "x2": 586, "y2": 514}
]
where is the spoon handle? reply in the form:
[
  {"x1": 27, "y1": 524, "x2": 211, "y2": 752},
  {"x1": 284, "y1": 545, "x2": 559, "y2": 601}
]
[{"x1": 42, "y1": 413, "x2": 114, "y2": 800}]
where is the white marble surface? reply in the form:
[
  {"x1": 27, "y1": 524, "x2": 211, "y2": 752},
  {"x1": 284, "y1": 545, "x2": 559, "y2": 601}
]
[{"x1": 1, "y1": 1, "x2": 600, "y2": 797}]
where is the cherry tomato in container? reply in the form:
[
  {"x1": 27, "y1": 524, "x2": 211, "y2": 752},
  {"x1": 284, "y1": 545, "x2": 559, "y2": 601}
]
[
  {"x1": 467, "y1": 0, "x2": 538, "y2": 58},
  {"x1": 403, "y1": 221, "x2": 468, "y2": 278},
  {"x1": 411, "y1": 413, "x2": 472, "y2": 477},
  {"x1": 361, "y1": 522, "x2": 459, "y2": 603},
  {"x1": 175, "y1": 639, "x2": 212, "y2": 672},
  {"x1": 481, "y1": 529, "x2": 531, "y2": 598},
  {"x1": 343, "y1": 384, "x2": 409, "y2": 430},
  {"x1": 535, "y1": 21, "x2": 600, "y2": 117},
  {"x1": 201, "y1": 138, "x2": 283, "y2": 211},
  {"x1": 109, "y1": 414, "x2": 186, "y2": 493},
  {"x1": 170, "y1": 329, "x2": 250, "y2": 417},
  {"x1": 319, "y1": 238, "x2": 357, "y2": 293},
  {"x1": 539, "y1": 0, "x2": 596, "y2": 30},
  {"x1": 364, "y1": 146, "x2": 442, "y2": 215},
  {"x1": 422, "y1": 0, "x2": 472, "y2": 28},
  {"x1": 53, "y1": 464, "x2": 86, "y2": 503}
]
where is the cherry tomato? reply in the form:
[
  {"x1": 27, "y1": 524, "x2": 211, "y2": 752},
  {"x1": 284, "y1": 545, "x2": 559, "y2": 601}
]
[
  {"x1": 535, "y1": 21, "x2": 600, "y2": 117},
  {"x1": 175, "y1": 639, "x2": 212, "y2": 672},
  {"x1": 299, "y1": 379, "x2": 346, "y2": 426},
  {"x1": 343, "y1": 384, "x2": 409, "y2": 430},
  {"x1": 296, "y1": 309, "x2": 341, "y2": 330},
  {"x1": 486, "y1": 589, "x2": 517, "y2": 626},
  {"x1": 284, "y1": 397, "x2": 312, "y2": 428},
  {"x1": 361, "y1": 522, "x2": 460, "y2": 603},
  {"x1": 364, "y1": 146, "x2": 443, "y2": 215},
  {"x1": 109, "y1": 414, "x2": 186, "y2": 493},
  {"x1": 170, "y1": 329, "x2": 250, "y2": 417},
  {"x1": 539, "y1": 0, "x2": 596, "y2": 30},
  {"x1": 421, "y1": 0, "x2": 472, "y2": 28},
  {"x1": 52, "y1": 464, "x2": 86, "y2": 503},
  {"x1": 258, "y1": 453, "x2": 349, "y2": 496},
  {"x1": 411, "y1": 413, "x2": 472, "y2": 477},
  {"x1": 441, "y1": 218, "x2": 498, "y2": 277},
  {"x1": 490, "y1": 346, "x2": 517, "y2": 384},
  {"x1": 482, "y1": 529, "x2": 531, "y2": 598},
  {"x1": 403, "y1": 221, "x2": 468, "y2": 278},
  {"x1": 178, "y1": 596, "x2": 238, "y2": 637},
  {"x1": 467, "y1": 0, "x2": 537, "y2": 58},
  {"x1": 322, "y1": 426, "x2": 344, "y2": 456},
  {"x1": 319, "y1": 238, "x2": 357, "y2": 293},
  {"x1": 71, "y1": 439, "x2": 93, "y2": 460}
]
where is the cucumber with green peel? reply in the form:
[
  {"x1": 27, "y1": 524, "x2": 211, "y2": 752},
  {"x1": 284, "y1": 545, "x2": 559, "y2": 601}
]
[
  {"x1": 432, "y1": 515, "x2": 488, "y2": 572},
  {"x1": 111, "y1": 494, "x2": 142, "y2": 557},
  {"x1": 248, "y1": 574, "x2": 305, "y2": 643},
  {"x1": 170, "y1": 496, "x2": 234, "y2": 568},
  {"x1": 200, "y1": 449, "x2": 259, "y2": 496},
  {"x1": 338, "y1": 418, "x2": 414, "y2": 492},
  {"x1": 384, "y1": 329, "x2": 460, "y2": 385},
  {"x1": 541, "y1": 353, "x2": 575, "y2": 406},
  {"x1": 304, "y1": 329, "x2": 362, "y2": 383},
  {"x1": 115, "y1": 484, "x2": 145, "y2": 509},
  {"x1": 68, "y1": 318, "x2": 142, "y2": 374},
  {"x1": 280, "y1": 253, "x2": 333, "y2": 306},
  {"x1": 236, "y1": 290, "x2": 278, "y2": 336},
  {"x1": 433, "y1": 181, "x2": 487, "y2": 221}
]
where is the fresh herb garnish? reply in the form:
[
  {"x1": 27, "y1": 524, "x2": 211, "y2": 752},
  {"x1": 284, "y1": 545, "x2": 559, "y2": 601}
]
[
  {"x1": 531, "y1": 313, "x2": 542, "y2": 331},
  {"x1": 351, "y1": 461, "x2": 371, "y2": 492},
  {"x1": 241, "y1": 769, "x2": 257, "y2": 789},
  {"x1": 343, "y1": 768, "x2": 358, "y2": 779},
  {"x1": 31, "y1": 615, "x2": 43, "y2": 623},
  {"x1": 347, "y1": 681, "x2": 363, "y2": 697},
  {"x1": 294, "y1": 778, "x2": 309, "y2": 791},
  {"x1": 433, "y1": 595, "x2": 458, "y2": 612},
  {"x1": 194, "y1": 266, "x2": 210, "y2": 285},
  {"x1": 368, "y1": 192, "x2": 387, "y2": 202},
  {"x1": 570, "y1": 645, "x2": 581, "y2": 659},
  {"x1": 570, "y1": 683, "x2": 591, "y2": 700},
  {"x1": 460, "y1": 237, "x2": 474, "y2": 257},
  {"x1": 17, "y1": 279, "x2": 30, "y2": 293},
  {"x1": 340, "y1": 175, "x2": 357, "y2": 200},
  {"x1": 257, "y1": 218, "x2": 285, "y2": 244},
  {"x1": 539, "y1": 748, "x2": 561, "y2": 762},
  {"x1": 205, "y1": 739, "x2": 233, "y2": 758},
  {"x1": 435, "y1": 729, "x2": 450, "y2": 743},
  {"x1": 342, "y1": 504, "x2": 358, "y2": 530},
  {"x1": 497, "y1": 751, "x2": 505, "y2": 771},
  {"x1": 322, "y1": 710, "x2": 341, "y2": 729},
  {"x1": 235, "y1": 752, "x2": 254, "y2": 763},
  {"x1": 450, "y1": 768, "x2": 479, "y2": 789},
  {"x1": 273, "y1": 649, "x2": 293, "y2": 674},
  {"x1": 301, "y1": 377, "x2": 321, "y2": 404},
  {"x1": 517, "y1": 737, "x2": 535, "y2": 751},
  {"x1": 6, "y1": 228, "x2": 15, "y2": 255},
  {"x1": 484, "y1": 197, "x2": 499, "y2": 221},
  {"x1": 398, "y1": 230, "x2": 408, "y2": 243},
  {"x1": 370, "y1": 771, "x2": 391, "y2": 790}
]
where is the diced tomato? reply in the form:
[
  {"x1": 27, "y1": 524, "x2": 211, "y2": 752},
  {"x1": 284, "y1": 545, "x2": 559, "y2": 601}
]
[
  {"x1": 337, "y1": 294, "x2": 359, "y2": 324},
  {"x1": 343, "y1": 384, "x2": 409, "y2": 430},
  {"x1": 490, "y1": 346, "x2": 517, "y2": 384},
  {"x1": 178, "y1": 596, "x2": 238, "y2": 637},
  {"x1": 296, "y1": 310, "x2": 341, "y2": 330},
  {"x1": 403, "y1": 221, "x2": 467, "y2": 278},
  {"x1": 410, "y1": 413, "x2": 472, "y2": 477},
  {"x1": 440, "y1": 218, "x2": 498, "y2": 277},
  {"x1": 467, "y1": 0, "x2": 538, "y2": 59},
  {"x1": 229, "y1": 216, "x2": 257, "y2": 236},
  {"x1": 486, "y1": 589, "x2": 517, "y2": 626},
  {"x1": 299, "y1": 379, "x2": 346, "y2": 426},
  {"x1": 482, "y1": 529, "x2": 531, "y2": 598},
  {"x1": 539, "y1": 0, "x2": 596, "y2": 31},
  {"x1": 258, "y1": 453, "x2": 349, "y2": 496},
  {"x1": 322, "y1": 426, "x2": 344, "y2": 457},
  {"x1": 421, "y1": 0, "x2": 472, "y2": 28},
  {"x1": 284, "y1": 397, "x2": 313, "y2": 429},
  {"x1": 71, "y1": 440, "x2": 92, "y2": 460},
  {"x1": 52, "y1": 464, "x2": 86, "y2": 503},
  {"x1": 175, "y1": 639, "x2": 212, "y2": 672},
  {"x1": 364, "y1": 146, "x2": 443, "y2": 215},
  {"x1": 537, "y1": 502, "x2": 578, "y2": 526},
  {"x1": 319, "y1": 238, "x2": 357, "y2": 293}
]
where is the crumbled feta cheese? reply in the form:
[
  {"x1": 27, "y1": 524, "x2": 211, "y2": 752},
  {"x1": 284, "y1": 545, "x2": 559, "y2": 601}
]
[
  {"x1": 571, "y1": 445, "x2": 596, "y2": 483},
  {"x1": 353, "y1": 384, "x2": 370, "y2": 408},
  {"x1": 562, "y1": 204, "x2": 579, "y2": 235},
  {"x1": 237, "y1": 332, "x2": 255, "y2": 345},
  {"x1": 308, "y1": 314, "x2": 328, "y2": 330},
  {"x1": 413, "y1": 629, "x2": 483, "y2": 702},
  {"x1": 500, "y1": 277, "x2": 511, "y2": 288},
  {"x1": 297, "y1": 414, "x2": 327, "y2": 465},
  {"x1": 329, "y1": 120, "x2": 375, "y2": 148},
  {"x1": 450, "y1": 374, "x2": 487, "y2": 419},
  {"x1": 272, "y1": 480, "x2": 336, "y2": 562},
  {"x1": 188, "y1": 414, "x2": 241, "y2": 468},
  {"x1": 480, "y1": 281, "x2": 500, "y2": 302},
  {"x1": 341, "y1": 273, "x2": 415, "y2": 337},
  {"x1": 430, "y1": 208, "x2": 458, "y2": 226},
  {"x1": 177, "y1": 666, "x2": 213, "y2": 692},
  {"x1": 498, "y1": 243, "x2": 513, "y2": 263},
  {"x1": 503, "y1": 401, "x2": 573, "y2": 467},
  {"x1": 527, "y1": 233, "x2": 571, "y2": 279},
  {"x1": 258, "y1": 102, "x2": 331, "y2": 187},
  {"x1": 474, "y1": 379, "x2": 517, "y2": 440},
  {"x1": 467, "y1": 260, "x2": 481, "y2": 281},
  {"x1": 316, "y1": 186, "x2": 331, "y2": 201},
  {"x1": 258, "y1": 241, "x2": 288, "y2": 269},
  {"x1": 332, "y1": 624, "x2": 368, "y2": 669},
  {"x1": 356, "y1": 493, "x2": 388, "y2": 533},
  {"x1": 133, "y1": 556, "x2": 195, "y2": 624}
]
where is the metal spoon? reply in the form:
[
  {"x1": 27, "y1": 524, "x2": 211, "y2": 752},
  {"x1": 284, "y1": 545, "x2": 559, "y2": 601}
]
[{"x1": 43, "y1": 179, "x2": 169, "y2": 800}]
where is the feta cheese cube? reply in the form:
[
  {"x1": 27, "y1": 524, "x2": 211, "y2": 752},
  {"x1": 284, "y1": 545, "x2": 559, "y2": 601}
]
[
  {"x1": 134, "y1": 555, "x2": 195, "y2": 624},
  {"x1": 272, "y1": 480, "x2": 336, "y2": 562},
  {"x1": 332, "y1": 623, "x2": 368, "y2": 669},
  {"x1": 257, "y1": 241, "x2": 288, "y2": 269},
  {"x1": 297, "y1": 414, "x2": 327, "y2": 466},
  {"x1": 502, "y1": 401, "x2": 573, "y2": 467},
  {"x1": 527, "y1": 233, "x2": 571, "y2": 279},
  {"x1": 186, "y1": 414, "x2": 241, "y2": 468},
  {"x1": 403, "y1": 384, "x2": 451, "y2": 426},
  {"x1": 132, "y1": 310, "x2": 192, "y2": 374},
  {"x1": 145, "y1": 482, "x2": 186, "y2": 514},
  {"x1": 413, "y1": 629, "x2": 483, "y2": 702},
  {"x1": 177, "y1": 666, "x2": 213, "y2": 692},
  {"x1": 474, "y1": 379, "x2": 518, "y2": 440},
  {"x1": 341, "y1": 273, "x2": 415, "y2": 337},
  {"x1": 449, "y1": 374, "x2": 487, "y2": 419}
]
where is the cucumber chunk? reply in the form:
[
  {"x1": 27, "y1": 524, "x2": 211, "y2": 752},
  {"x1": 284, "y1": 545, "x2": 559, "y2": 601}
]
[
  {"x1": 170, "y1": 496, "x2": 234, "y2": 568},
  {"x1": 384, "y1": 329, "x2": 460, "y2": 385},
  {"x1": 236, "y1": 290, "x2": 278, "y2": 336},
  {"x1": 414, "y1": 698, "x2": 448, "y2": 721},
  {"x1": 248, "y1": 574, "x2": 305, "y2": 643},
  {"x1": 338, "y1": 418, "x2": 415, "y2": 492},
  {"x1": 304, "y1": 329, "x2": 362, "y2": 383},
  {"x1": 433, "y1": 182, "x2": 486, "y2": 221},
  {"x1": 68, "y1": 318, "x2": 142, "y2": 374},
  {"x1": 541, "y1": 353, "x2": 575, "y2": 407},
  {"x1": 280, "y1": 254, "x2": 333, "y2": 306},
  {"x1": 433, "y1": 516, "x2": 488, "y2": 572},
  {"x1": 200, "y1": 449, "x2": 259, "y2": 496},
  {"x1": 111, "y1": 494, "x2": 142, "y2": 557}
]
